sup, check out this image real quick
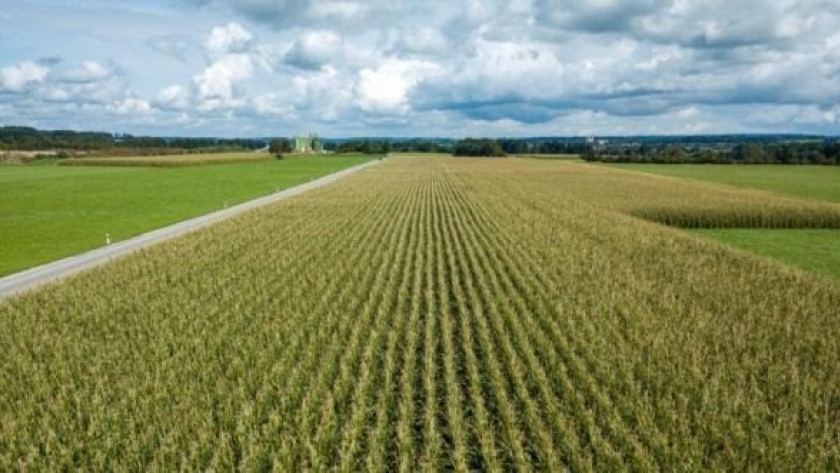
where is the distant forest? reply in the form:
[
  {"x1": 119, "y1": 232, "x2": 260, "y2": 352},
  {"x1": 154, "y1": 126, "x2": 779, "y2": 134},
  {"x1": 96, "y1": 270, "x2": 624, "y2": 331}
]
[
  {"x1": 324, "y1": 137, "x2": 592, "y2": 156},
  {"x1": 2, "y1": 126, "x2": 839, "y2": 164},
  {"x1": 580, "y1": 139, "x2": 840, "y2": 165},
  {"x1": 0, "y1": 126, "x2": 266, "y2": 156},
  {"x1": 262, "y1": 134, "x2": 840, "y2": 164}
]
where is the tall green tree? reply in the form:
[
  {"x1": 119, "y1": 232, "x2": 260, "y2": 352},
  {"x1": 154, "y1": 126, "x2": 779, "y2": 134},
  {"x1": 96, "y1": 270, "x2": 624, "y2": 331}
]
[{"x1": 269, "y1": 138, "x2": 291, "y2": 156}]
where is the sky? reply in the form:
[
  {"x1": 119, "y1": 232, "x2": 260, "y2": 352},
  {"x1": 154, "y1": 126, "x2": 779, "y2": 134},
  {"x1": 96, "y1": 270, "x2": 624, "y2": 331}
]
[{"x1": 1, "y1": 0, "x2": 839, "y2": 138}]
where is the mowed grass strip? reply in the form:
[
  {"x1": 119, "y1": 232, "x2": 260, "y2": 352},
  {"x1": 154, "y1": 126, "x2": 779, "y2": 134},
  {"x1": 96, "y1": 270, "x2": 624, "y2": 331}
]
[
  {"x1": 0, "y1": 155, "x2": 371, "y2": 276},
  {"x1": 1, "y1": 157, "x2": 840, "y2": 469}
]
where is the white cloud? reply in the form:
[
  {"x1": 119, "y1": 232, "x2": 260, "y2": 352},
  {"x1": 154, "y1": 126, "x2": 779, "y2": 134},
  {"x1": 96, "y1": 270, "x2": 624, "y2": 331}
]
[
  {"x1": 397, "y1": 28, "x2": 450, "y2": 54},
  {"x1": 4, "y1": 0, "x2": 840, "y2": 136},
  {"x1": 193, "y1": 54, "x2": 253, "y2": 102},
  {"x1": 290, "y1": 66, "x2": 351, "y2": 120},
  {"x1": 205, "y1": 22, "x2": 253, "y2": 56},
  {"x1": 155, "y1": 85, "x2": 192, "y2": 111},
  {"x1": 63, "y1": 61, "x2": 113, "y2": 83},
  {"x1": 252, "y1": 93, "x2": 295, "y2": 116},
  {"x1": 413, "y1": 39, "x2": 569, "y2": 111},
  {"x1": 355, "y1": 60, "x2": 441, "y2": 115},
  {"x1": 109, "y1": 96, "x2": 152, "y2": 115},
  {"x1": 43, "y1": 88, "x2": 71, "y2": 102},
  {"x1": 634, "y1": 0, "x2": 829, "y2": 49},
  {"x1": 293, "y1": 65, "x2": 339, "y2": 97},
  {"x1": 308, "y1": 1, "x2": 368, "y2": 19},
  {"x1": 0, "y1": 61, "x2": 50, "y2": 92}
]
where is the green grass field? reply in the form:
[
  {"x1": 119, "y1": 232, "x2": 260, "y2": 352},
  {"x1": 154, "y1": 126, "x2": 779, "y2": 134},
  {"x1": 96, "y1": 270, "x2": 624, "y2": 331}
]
[
  {"x1": 0, "y1": 155, "x2": 371, "y2": 276},
  {"x1": 692, "y1": 229, "x2": 840, "y2": 280},
  {"x1": 605, "y1": 164, "x2": 840, "y2": 203},
  {"x1": 605, "y1": 164, "x2": 840, "y2": 279}
]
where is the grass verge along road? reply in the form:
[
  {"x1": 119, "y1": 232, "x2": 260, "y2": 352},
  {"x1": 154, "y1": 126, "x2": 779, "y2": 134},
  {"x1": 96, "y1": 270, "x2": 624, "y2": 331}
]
[{"x1": 0, "y1": 155, "x2": 371, "y2": 276}]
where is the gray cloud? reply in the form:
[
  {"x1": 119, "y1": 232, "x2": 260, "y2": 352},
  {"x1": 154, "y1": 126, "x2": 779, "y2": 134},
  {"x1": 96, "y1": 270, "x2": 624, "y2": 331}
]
[
  {"x1": 284, "y1": 30, "x2": 343, "y2": 70},
  {"x1": 36, "y1": 56, "x2": 63, "y2": 67},
  {"x1": 447, "y1": 102, "x2": 564, "y2": 124},
  {"x1": 536, "y1": 0, "x2": 672, "y2": 33},
  {"x1": 187, "y1": 0, "x2": 348, "y2": 29}
]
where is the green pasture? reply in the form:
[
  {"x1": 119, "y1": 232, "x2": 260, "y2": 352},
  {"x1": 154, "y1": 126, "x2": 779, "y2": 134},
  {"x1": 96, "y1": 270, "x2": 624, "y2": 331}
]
[
  {"x1": 693, "y1": 229, "x2": 840, "y2": 281},
  {"x1": 0, "y1": 155, "x2": 371, "y2": 276}
]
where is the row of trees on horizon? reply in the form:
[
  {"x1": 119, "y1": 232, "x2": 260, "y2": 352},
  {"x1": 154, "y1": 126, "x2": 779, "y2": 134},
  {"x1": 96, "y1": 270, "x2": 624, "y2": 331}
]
[
  {"x1": 582, "y1": 141, "x2": 840, "y2": 165},
  {"x1": 3, "y1": 126, "x2": 839, "y2": 164},
  {"x1": 0, "y1": 126, "x2": 266, "y2": 156}
]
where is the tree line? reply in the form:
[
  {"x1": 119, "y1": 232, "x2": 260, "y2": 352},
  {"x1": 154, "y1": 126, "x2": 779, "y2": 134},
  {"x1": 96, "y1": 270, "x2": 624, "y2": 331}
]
[
  {"x1": 323, "y1": 139, "x2": 455, "y2": 154},
  {"x1": 5, "y1": 126, "x2": 839, "y2": 163},
  {"x1": 277, "y1": 138, "x2": 595, "y2": 156},
  {"x1": 582, "y1": 141, "x2": 840, "y2": 165},
  {"x1": 0, "y1": 126, "x2": 266, "y2": 154}
]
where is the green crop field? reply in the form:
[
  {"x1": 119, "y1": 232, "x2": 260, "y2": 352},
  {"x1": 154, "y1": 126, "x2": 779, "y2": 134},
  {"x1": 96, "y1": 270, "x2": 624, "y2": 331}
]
[
  {"x1": 602, "y1": 163, "x2": 840, "y2": 278},
  {"x1": 0, "y1": 155, "x2": 371, "y2": 276},
  {"x1": 2, "y1": 157, "x2": 840, "y2": 470}
]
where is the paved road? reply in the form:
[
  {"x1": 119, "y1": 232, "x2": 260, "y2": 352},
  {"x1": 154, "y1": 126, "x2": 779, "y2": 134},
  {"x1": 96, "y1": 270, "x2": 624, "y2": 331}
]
[{"x1": 0, "y1": 158, "x2": 384, "y2": 301}]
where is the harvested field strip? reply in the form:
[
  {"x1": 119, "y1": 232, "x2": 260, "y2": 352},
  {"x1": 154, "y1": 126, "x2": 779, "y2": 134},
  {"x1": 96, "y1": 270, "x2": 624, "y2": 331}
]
[{"x1": 2, "y1": 157, "x2": 840, "y2": 469}]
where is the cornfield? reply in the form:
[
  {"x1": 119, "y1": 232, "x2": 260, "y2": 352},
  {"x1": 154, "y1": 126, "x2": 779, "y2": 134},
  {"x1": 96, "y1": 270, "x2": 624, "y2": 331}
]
[{"x1": 1, "y1": 156, "x2": 839, "y2": 470}]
